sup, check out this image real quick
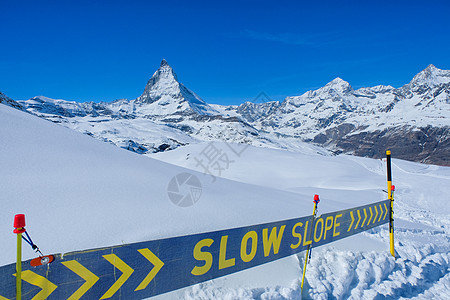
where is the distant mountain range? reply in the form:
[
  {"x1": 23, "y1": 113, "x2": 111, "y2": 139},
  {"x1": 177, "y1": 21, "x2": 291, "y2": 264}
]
[{"x1": 1, "y1": 60, "x2": 449, "y2": 165}]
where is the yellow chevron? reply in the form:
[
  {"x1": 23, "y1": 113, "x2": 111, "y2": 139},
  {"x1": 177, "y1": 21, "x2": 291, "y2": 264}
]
[
  {"x1": 14, "y1": 270, "x2": 57, "y2": 300},
  {"x1": 62, "y1": 260, "x2": 99, "y2": 300},
  {"x1": 135, "y1": 248, "x2": 165, "y2": 291},
  {"x1": 0, "y1": 295, "x2": 10, "y2": 300},
  {"x1": 373, "y1": 205, "x2": 379, "y2": 224},
  {"x1": 348, "y1": 211, "x2": 355, "y2": 231},
  {"x1": 361, "y1": 208, "x2": 368, "y2": 227},
  {"x1": 383, "y1": 203, "x2": 388, "y2": 220},
  {"x1": 100, "y1": 254, "x2": 134, "y2": 299},
  {"x1": 378, "y1": 204, "x2": 383, "y2": 222},
  {"x1": 355, "y1": 209, "x2": 362, "y2": 229},
  {"x1": 368, "y1": 206, "x2": 373, "y2": 225}
]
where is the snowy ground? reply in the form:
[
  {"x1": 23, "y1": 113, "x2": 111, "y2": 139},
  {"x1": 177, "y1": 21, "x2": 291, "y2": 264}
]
[{"x1": 1, "y1": 103, "x2": 449, "y2": 299}]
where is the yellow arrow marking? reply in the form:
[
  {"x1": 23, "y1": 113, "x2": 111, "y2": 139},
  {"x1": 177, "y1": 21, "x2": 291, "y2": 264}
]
[
  {"x1": 383, "y1": 203, "x2": 388, "y2": 220},
  {"x1": 14, "y1": 270, "x2": 57, "y2": 300},
  {"x1": 355, "y1": 210, "x2": 362, "y2": 229},
  {"x1": 361, "y1": 208, "x2": 368, "y2": 227},
  {"x1": 62, "y1": 260, "x2": 99, "y2": 300},
  {"x1": 135, "y1": 248, "x2": 165, "y2": 291},
  {"x1": 378, "y1": 204, "x2": 383, "y2": 222},
  {"x1": 348, "y1": 211, "x2": 355, "y2": 231},
  {"x1": 0, "y1": 295, "x2": 10, "y2": 300},
  {"x1": 373, "y1": 205, "x2": 379, "y2": 224},
  {"x1": 368, "y1": 206, "x2": 373, "y2": 225},
  {"x1": 100, "y1": 254, "x2": 134, "y2": 299}
]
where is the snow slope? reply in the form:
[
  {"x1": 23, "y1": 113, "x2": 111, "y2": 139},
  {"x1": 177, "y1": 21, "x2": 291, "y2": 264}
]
[
  {"x1": 1, "y1": 103, "x2": 449, "y2": 299},
  {"x1": 0, "y1": 104, "x2": 323, "y2": 263}
]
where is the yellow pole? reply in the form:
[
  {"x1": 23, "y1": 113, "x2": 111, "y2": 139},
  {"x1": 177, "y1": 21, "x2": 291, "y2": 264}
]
[
  {"x1": 301, "y1": 196, "x2": 319, "y2": 295},
  {"x1": 386, "y1": 150, "x2": 395, "y2": 258},
  {"x1": 13, "y1": 214, "x2": 26, "y2": 300},
  {"x1": 16, "y1": 231, "x2": 22, "y2": 300}
]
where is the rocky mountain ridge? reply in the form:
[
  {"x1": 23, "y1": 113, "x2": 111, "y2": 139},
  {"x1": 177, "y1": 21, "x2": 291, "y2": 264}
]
[{"x1": 0, "y1": 91, "x2": 24, "y2": 111}]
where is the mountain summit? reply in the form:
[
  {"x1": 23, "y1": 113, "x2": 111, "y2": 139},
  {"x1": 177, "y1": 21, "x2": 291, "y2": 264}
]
[
  {"x1": 135, "y1": 59, "x2": 214, "y2": 115},
  {"x1": 317, "y1": 77, "x2": 354, "y2": 95},
  {"x1": 407, "y1": 64, "x2": 450, "y2": 91},
  {"x1": 160, "y1": 58, "x2": 170, "y2": 67},
  {"x1": 137, "y1": 59, "x2": 179, "y2": 103}
]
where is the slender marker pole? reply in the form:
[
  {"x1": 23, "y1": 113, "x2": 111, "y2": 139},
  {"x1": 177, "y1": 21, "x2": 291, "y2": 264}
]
[
  {"x1": 16, "y1": 232, "x2": 22, "y2": 300},
  {"x1": 386, "y1": 151, "x2": 395, "y2": 258},
  {"x1": 301, "y1": 195, "x2": 320, "y2": 296},
  {"x1": 13, "y1": 214, "x2": 26, "y2": 300}
]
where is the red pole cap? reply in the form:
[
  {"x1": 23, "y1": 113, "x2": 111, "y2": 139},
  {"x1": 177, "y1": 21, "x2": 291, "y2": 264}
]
[
  {"x1": 392, "y1": 185, "x2": 395, "y2": 191},
  {"x1": 313, "y1": 194, "x2": 320, "y2": 203},
  {"x1": 13, "y1": 214, "x2": 26, "y2": 234}
]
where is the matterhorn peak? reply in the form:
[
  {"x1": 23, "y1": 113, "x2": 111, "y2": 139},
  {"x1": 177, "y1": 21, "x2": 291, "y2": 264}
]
[
  {"x1": 136, "y1": 59, "x2": 180, "y2": 104},
  {"x1": 134, "y1": 59, "x2": 215, "y2": 115},
  {"x1": 160, "y1": 58, "x2": 170, "y2": 68},
  {"x1": 160, "y1": 58, "x2": 170, "y2": 67}
]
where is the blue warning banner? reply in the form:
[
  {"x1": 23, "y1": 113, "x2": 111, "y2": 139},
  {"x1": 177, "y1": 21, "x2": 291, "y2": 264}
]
[{"x1": 0, "y1": 199, "x2": 389, "y2": 299}]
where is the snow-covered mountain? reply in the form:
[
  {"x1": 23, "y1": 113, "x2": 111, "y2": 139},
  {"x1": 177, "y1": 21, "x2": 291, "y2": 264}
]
[
  {"x1": 14, "y1": 60, "x2": 318, "y2": 156},
  {"x1": 234, "y1": 64, "x2": 450, "y2": 165},
  {"x1": 12, "y1": 61, "x2": 450, "y2": 165},
  {"x1": 135, "y1": 59, "x2": 216, "y2": 115}
]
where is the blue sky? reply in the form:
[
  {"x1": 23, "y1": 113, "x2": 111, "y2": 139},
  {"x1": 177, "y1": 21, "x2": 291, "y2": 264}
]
[{"x1": 1, "y1": 0, "x2": 449, "y2": 105}]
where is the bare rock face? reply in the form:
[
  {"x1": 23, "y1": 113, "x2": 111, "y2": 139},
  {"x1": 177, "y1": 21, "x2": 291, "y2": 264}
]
[
  {"x1": 321, "y1": 125, "x2": 450, "y2": 166},
  {"x1": 0, "y1": 91, "x2": 25, "y2": 111}
]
